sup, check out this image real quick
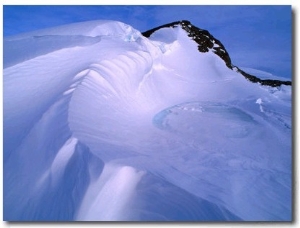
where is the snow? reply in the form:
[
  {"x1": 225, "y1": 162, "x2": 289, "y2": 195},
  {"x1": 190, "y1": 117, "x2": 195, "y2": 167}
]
[
  {"x1": 50, "y1": 137, "x2": 78, "y2": 187},
  {"x1": 77, "y1": 164, "x2": 144, "y2": 221},
  {"x1": 3, "y1": 20, "x2": 292, "y2": 221},
  {"x1": 239, "y1": 66, "x2": 290, "y2": 81},
  {"x1": 256, "y1": 98, "x2": 264, "y2": 112}
]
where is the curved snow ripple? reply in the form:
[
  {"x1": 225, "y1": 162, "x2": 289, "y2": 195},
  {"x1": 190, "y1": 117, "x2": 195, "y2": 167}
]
[{"x1": 68, "y1": 50, "x2": 157, "y2": 154}]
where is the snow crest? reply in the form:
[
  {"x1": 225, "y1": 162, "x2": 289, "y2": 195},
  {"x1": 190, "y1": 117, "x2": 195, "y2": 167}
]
[{"x1": 3, "y1": 20, "x2": 291, "y2": 221}]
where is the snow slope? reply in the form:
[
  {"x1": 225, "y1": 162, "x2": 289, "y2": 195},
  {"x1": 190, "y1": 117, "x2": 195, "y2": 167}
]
[{"x1": 3, "y1": 20, "x2": 292, "y2": 221}]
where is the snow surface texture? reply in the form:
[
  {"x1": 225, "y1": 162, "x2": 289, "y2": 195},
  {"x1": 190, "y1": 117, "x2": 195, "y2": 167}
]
[{"x1": 3, "y1": 20, "x2": 292, "y2": 221}]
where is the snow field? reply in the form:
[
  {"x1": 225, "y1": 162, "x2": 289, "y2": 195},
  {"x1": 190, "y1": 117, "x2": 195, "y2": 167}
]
[{"x1": 3, "y1": 20, "x2": 292, "y2": 221}]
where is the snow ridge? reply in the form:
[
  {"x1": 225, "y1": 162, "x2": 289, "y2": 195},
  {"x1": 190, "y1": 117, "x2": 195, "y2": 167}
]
[{"x1": 142, "y1": 20, "x2": 292, "y2": 87}]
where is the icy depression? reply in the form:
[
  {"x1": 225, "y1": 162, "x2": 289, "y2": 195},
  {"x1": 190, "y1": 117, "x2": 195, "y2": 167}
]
[{"x1": 3, "y1": 20, "x2": 292, "y2": 221}]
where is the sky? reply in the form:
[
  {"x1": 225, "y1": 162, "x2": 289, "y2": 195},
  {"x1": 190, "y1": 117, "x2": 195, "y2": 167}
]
[{"x1": 3, "y1": 5, "x2": 292, "y2": 78}]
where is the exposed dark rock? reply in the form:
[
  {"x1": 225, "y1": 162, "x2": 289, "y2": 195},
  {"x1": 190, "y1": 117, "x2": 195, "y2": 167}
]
[
  {"x1": 234, "y1": 67, "x2": 292, "y2": 86},
  {"x1": 142, "y1": 20, "x2": 292, "y2": 87}
]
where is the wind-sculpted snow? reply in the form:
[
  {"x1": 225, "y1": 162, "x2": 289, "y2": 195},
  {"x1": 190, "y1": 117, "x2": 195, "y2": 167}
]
[
  {"x1": 3, "y1": 20, "x2": 292, "y2": 221},
  {"x1": 142, "y1": 20, "x2": 292, "y2": 87},
  {"x1": 3, "y1": 35, "x2": 102, "y2": 68}
]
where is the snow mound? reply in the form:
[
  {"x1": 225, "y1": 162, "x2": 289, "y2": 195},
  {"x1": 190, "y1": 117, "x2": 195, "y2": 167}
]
[{"x1": 3, "y1": 20, "x2": 292, "y2": 221}]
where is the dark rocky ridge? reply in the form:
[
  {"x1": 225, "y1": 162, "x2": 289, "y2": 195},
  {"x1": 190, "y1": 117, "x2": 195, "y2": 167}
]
[{"x1": 142, "y1": 20, "x2": 292, "y2": 87}]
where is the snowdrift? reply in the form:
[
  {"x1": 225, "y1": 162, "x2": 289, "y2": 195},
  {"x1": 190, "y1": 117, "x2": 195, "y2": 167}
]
[{"x1": 3, "y1": 20, "x2": 292, "y2": 221}]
